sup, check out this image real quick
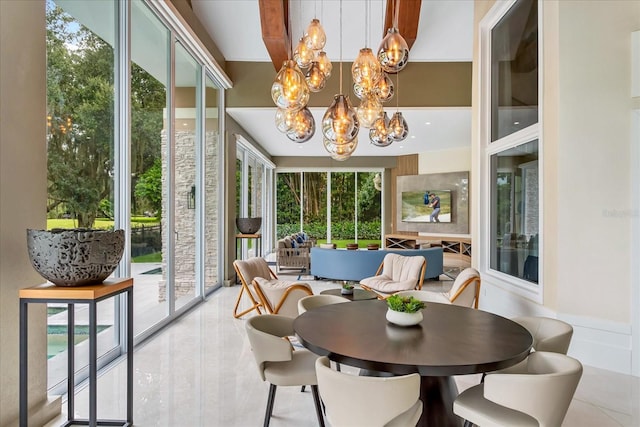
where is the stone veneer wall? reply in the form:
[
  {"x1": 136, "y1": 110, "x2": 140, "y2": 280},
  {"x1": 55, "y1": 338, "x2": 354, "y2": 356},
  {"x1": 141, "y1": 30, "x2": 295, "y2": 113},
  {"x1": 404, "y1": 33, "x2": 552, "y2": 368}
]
[{"x1": 158, "y1": 130, "x2": 219, "y2": 302}]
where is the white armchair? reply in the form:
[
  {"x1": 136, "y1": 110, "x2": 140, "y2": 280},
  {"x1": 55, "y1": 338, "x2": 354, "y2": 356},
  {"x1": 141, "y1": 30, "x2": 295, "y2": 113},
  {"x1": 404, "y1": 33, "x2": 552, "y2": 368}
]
[
  {"x1": 396, "y1": 267, "x2": 481, "y2": 308},
  {"x1": 360, "y1": 253, "x2": 426, "y2": 298}
]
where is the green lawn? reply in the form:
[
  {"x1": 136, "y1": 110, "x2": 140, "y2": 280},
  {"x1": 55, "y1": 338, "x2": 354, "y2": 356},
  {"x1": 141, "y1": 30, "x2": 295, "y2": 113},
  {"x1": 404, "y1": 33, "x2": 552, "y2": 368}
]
[
  {"x1": 316, "y1": 239, "x2": 381, "y2": 249},
  {"x1": 47, "y1": 217, "x2": 159, "y2": 230}
]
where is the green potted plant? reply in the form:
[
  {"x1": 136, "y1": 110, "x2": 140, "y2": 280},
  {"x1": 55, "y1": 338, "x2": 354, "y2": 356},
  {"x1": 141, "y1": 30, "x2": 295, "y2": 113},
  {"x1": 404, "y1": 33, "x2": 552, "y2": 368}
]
[
  {"x1": 385, "y1": 294, "x2": 425, "y2": 326},
  {"x1": 341, "y1": 280, "x2": 355, "y2": 295}
]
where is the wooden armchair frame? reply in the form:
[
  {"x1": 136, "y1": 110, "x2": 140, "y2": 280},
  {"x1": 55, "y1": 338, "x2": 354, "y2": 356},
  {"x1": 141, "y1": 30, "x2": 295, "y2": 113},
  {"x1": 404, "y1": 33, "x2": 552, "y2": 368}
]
[
  {"x1": 232, "y1": 260, "x2": 277, "y2": 318},
  {"x1": 252, "y1": 281, "x2": 314, "y2": 315},
  {"x1": 449, "y1": 274, "x2": 481, "y2": 309}
]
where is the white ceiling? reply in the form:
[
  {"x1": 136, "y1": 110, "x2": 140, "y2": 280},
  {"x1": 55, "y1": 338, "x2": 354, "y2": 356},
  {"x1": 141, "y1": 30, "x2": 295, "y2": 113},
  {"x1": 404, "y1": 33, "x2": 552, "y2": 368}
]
[{"x1": 191, "y1": 0, "x2": 475, "y2": 157}]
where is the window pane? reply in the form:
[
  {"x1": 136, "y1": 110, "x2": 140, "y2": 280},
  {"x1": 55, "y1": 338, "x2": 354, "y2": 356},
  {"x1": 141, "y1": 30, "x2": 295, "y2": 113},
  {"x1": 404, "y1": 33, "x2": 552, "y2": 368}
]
[
  {"x1": 490, "y1": 140, "x2": 539, "y2": 283},
  {"x1": 356, "y1": 172, "x2": 382, "y2": 246},
  {"x1": 303, "y1": 172, "x2": 327, "y2": 242},
  {"x1": 131, "y1": 0, "x2": 170, "y2": 333},
  {"x1": 331, "y1": 172, "x2": 356, "y2": 247},
  {"x1": 277, "y1": 173, "x2": 301, "y2": 238},
  {"x1": 491, "y1": 0, "x2": 538, "y2": 141},
  {"x1": 204, "y1": 75, "x2": 220, "y2": 293},
  {"x1": 173, "y1": 41, "x2": 199, "y2": 309}
]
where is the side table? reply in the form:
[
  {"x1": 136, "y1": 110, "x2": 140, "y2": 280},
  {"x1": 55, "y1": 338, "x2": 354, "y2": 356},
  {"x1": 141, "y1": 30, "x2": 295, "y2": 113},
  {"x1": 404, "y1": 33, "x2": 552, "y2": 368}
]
[
  {"x1": 20, "y1": 278, "x2": 134, "y2": 427},
  {"x1": 235, "y1": 233, "x2": 262, "y2": 284}
]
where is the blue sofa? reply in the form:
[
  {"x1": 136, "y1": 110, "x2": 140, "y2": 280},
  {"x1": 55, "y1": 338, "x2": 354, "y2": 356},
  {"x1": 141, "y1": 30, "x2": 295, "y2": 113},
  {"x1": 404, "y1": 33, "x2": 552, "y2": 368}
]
[{"x1": 310, "y1": 246, "x2": 444, "y2": 282}]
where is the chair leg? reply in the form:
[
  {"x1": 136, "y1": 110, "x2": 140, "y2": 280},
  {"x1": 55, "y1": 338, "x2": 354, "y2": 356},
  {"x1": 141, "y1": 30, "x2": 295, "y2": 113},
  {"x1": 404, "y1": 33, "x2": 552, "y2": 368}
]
[
  {"x1": 301, "y1": 385, "x2": 305, "y2": 392},
  {"x1": 310, "y1": 385, "x2": 325, "y2": 427},
  {"x1": 463, "y1": 420, "x2": 474, "y2": 427},
  {"x1": 264, "y1": 384, "x2": 277, "y2": 427}
]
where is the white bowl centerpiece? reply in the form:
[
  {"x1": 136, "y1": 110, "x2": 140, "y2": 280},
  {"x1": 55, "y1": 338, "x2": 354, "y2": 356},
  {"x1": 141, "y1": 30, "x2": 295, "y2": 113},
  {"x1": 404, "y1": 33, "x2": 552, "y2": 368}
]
[{"x1": 385, "y1": 294, "x2": 425, "y2": 327}]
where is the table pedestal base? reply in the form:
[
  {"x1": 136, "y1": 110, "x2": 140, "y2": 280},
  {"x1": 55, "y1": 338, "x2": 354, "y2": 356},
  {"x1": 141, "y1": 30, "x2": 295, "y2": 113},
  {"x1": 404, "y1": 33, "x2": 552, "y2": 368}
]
[{"x1": 419, "y1": 376, "x2": 460, "y2": 427}]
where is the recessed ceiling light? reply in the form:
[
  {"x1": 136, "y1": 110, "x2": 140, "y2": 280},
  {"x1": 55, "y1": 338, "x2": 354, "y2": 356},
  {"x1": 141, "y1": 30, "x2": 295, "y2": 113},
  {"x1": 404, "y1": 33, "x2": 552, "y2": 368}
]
[
  {"x1": 410, "y1": 135, "x2": 416, "y2": 139},
  {"x1": 425, "y1": 121, "x2": 431, "y2": 125},
  {"x1": 514, "y1": 121, "x2": 520, "y2": 125}
]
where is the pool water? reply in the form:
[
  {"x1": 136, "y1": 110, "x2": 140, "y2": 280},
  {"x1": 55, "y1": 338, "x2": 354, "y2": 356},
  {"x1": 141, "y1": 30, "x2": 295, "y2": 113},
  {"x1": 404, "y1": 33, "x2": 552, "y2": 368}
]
[{"x1": 47, "y1": 325, "x2": 111, "y2": 359}]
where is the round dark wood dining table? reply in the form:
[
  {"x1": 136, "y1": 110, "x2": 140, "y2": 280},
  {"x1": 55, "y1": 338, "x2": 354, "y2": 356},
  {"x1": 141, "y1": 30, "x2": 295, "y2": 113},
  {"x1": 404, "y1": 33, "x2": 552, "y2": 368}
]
[{"x1": 293, "y1": 299, "x2": 533, "y2": 427}]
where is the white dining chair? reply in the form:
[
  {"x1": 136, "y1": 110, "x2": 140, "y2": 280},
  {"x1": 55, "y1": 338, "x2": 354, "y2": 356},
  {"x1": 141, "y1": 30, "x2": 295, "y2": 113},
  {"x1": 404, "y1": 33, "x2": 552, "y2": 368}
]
[
  {"x1": 454, "y1": 351, "x2": 583, "y2": 427},
  {"x1": 315, "y1": 356, "x2": 422, "y2": 427}
]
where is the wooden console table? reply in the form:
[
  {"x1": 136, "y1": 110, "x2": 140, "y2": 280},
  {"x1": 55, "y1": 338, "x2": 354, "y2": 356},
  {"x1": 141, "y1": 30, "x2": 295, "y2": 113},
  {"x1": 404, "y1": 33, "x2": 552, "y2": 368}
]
[
  {"x1": 20, "y1": 278, "x2": 134, "y2": 427},
  {"x1": 385, "y1": 234, "x2": 472, "y2": 259}
]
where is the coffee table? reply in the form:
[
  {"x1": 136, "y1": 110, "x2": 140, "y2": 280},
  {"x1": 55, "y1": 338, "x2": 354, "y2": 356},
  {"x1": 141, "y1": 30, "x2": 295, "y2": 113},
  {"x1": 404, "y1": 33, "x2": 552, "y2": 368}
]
[
  {"x1": 320, "y1": 288, "x2": 377, "y2": 301},
  {"x1": 294, "y1": 299, "x2": 532, "y2": 427}
]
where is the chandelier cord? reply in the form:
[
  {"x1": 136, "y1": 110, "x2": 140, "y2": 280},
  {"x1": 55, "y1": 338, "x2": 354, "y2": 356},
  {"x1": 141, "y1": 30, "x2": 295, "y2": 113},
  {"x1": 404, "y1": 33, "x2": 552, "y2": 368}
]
[
  {"x1": 393, "y1": 0, "x2": 399, "y2": 29},
  {"x1": 339, "y1": 0, "x2": 343, "y2": 92}
]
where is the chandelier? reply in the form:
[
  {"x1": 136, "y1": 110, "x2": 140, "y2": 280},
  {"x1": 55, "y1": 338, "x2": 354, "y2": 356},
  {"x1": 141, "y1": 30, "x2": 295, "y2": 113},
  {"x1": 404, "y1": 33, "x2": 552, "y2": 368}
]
[
  {"x1": 271, "y1": 1, "x2": 331, "y2": 144},
  {"x1": 270, "y1": 0, "x2": 411, "y2": 159}
]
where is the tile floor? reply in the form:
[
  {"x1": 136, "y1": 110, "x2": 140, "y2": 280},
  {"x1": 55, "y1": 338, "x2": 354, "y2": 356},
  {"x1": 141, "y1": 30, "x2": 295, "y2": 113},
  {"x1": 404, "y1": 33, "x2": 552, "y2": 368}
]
[{"x1": 45, "y1": 274, "x2": 639, "y2": 426}]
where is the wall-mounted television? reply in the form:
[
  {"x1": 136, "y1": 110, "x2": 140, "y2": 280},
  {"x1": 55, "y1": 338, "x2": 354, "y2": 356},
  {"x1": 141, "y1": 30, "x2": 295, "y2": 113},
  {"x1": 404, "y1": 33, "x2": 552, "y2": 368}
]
[{"x1": 401, "y1": 190, "x2": 452, "y2": 223}]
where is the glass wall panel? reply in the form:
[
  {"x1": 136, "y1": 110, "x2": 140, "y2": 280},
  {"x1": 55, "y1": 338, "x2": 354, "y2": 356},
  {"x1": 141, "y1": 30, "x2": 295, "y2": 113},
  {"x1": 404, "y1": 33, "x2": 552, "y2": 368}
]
[
  {"x1": 331, "y1": 172, "x2": 356, "y2": 247},
  {"x1": 356, "y1": 172, "x2": 382, "y2": 246},
  {"x1": 173, "y1": 41, "x2": 200, "y2": 309},
  {"x1": 303, "y1": 172, "x2": 328, "y2": 242},
  {"x1": 277, "y1": 172, "x2": 302, "y2": 238},
  {"x1": 46, "y1": 0, "x2": 117, "y2": 390},
  {"x1": 490, "y1": 140, "x2": 539, "y2": 283},
  {"x1": 490, "y1": 0, "x2": 538, "y2": 141},
  {"x1": 130, "y1": 0, "x2": 169, "y2": 333},
  {"x1": 204, "y1": 75, "x2": 220, "y2": 293}
]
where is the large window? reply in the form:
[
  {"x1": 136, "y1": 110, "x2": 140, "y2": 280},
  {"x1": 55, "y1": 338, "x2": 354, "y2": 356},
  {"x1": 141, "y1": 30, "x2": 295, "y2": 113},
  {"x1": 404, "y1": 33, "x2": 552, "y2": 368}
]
[
  {"x1": 45, "y1": 0, "x2": 227, "y2": 394},
  {"x1": 276, "y1": 170, "x2": 382, "y2": 247},
  {"x1": 236, "y1": 138, "x2": 275, "y2": 257},
  {"x1": 481, "y1": 0, "x2": 541, "y2": 298}
]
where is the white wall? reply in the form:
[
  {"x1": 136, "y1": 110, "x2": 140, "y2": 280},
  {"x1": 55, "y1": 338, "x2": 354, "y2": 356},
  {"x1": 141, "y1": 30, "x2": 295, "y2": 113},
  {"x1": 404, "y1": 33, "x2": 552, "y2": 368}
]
[
  {"x1": 0, "y1": 1, "x2": 61, "y2": 424},
  {"x1": 473, "y1": 0, "x2": 639, "y2": 375},
  {"x1": 418, "y1": 147, "x2": 471, "y2": 175}
]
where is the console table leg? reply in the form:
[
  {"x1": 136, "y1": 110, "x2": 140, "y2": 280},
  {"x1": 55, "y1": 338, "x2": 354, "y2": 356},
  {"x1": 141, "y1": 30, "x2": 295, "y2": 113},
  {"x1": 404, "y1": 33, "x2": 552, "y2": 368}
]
[
  {"x1": 19, "y1": 301, "x2": 28, "y2": 427},
  {"x1": 67, "y1": 304, "x2": 75, "y2": 421},
  {"x1": 127, "y1": 289, "x2": 134, "y2": 422},
  {"x1": 89, "y1": 302, "x2": 97, "y2": 427}
]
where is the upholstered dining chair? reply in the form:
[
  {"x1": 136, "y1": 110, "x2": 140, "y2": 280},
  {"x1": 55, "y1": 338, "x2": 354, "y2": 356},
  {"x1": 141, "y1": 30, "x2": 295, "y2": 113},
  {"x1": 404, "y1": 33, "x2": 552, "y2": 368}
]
[
  {"x1": 486, "y1": 316, "x2": 574, "y2": 378},
  {"x1": 233, "y1": 257, "x2": 313, "y2": 318},
  {"x1": 315, "y1": 356, "x2": 422, "y2": 427},
  {"x1": 454, "y1": 351, "x2": 583, "y2": 427},
  {"x1": 360, "y1": 253, "x2": 426, "y2": 298},
  {"x1": 297, "y1": 294, "x2": 350, "y2": 315},
  {"x1": 395, "y1": 267, "x2": 481, "y2": 308},
  {"x1": 245, "y1": 315, "x2": 325, "y2": 427}
]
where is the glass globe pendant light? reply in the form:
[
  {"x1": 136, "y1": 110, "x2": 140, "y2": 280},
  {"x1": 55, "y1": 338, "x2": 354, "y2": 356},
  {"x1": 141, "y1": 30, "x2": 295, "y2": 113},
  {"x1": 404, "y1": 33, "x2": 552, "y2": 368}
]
[
  {"x1": 322, "y1": 94, "x2": 359, "y2": 143},
  {"x1": 271, "y1": 60, "x2": 310, "y2": 111},
  {"x1": 357, "y1": 93, "x2": 382, "y2": 128},
  {"x1": 305, "y1": 61, "x2": 326, "y2": 92},
  {"x1": 352, "y1": 47, "x2": 382, "y2": 93},
  {"x1": 389, "y1": 111, "x2": 408, "y2": 141},
  {"x1": 369, "y1": 111, "x2": 393, "y2": 147},
  {"x1": 388, "y1": 73, "x2": 408, "y2": 141},
  {"x1": 324, "y1": 136, "x2": 358, "y2": 161},
  {"x1": 316, "y1": 51, "x2": 332, "y2": 78},
  {"x1": 305, "y1": 18, "x2": 326, "y2": 50},
  {"x1": 275, "y1": 107, "x2": 296, "y2": 133},
  {"x1": 377, "y1": 28, "x2": 409, "y2": 73},
  {"x1": 294, "y1": 37, "x2": 314, "y2": 69},
  {"x1": 377, "y1": 0, "x2": 409, "y2": 73},
  {"x1": 286, "y1": 107, "x2": 316, "y2": 143},
  {"x1": 375, "y1": 73, "x2": 394, "y2": 103}
]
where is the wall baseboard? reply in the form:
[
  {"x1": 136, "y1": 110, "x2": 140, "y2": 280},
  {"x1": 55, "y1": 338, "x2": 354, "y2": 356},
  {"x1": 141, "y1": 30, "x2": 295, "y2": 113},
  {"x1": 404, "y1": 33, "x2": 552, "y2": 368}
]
[{"x1": 480, "y1": 281, "x2": 634, "y2": 376}]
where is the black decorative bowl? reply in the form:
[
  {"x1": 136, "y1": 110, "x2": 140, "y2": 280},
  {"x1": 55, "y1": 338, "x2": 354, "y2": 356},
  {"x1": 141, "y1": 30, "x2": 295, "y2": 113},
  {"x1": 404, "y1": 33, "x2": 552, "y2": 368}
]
[
  {"x1": 236, "y1": 217, "x2": 262, "y2": 234},
  {"x1": 27, "y1": 228, "x2": 125, "y2": 286}
]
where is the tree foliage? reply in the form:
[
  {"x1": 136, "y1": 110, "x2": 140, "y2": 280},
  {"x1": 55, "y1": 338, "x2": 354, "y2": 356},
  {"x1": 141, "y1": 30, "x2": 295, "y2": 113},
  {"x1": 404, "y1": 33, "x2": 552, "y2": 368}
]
[{"x1": 46, "y1": 4, "x2": 165, "y2": 227}]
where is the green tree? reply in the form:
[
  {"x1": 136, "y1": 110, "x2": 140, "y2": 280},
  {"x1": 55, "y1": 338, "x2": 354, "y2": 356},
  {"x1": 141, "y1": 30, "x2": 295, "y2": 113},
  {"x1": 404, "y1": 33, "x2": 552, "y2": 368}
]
[
  {"x1": 135, "y1": 160, "x2": 162, "y2": 216},
  {"x1": 46, "y1": 4, "x2": 114, "y2": 227}
]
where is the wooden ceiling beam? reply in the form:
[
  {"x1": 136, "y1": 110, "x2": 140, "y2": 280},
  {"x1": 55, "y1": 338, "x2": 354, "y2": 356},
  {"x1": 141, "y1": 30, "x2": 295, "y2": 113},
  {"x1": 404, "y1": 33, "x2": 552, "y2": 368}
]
[
  {"x1": 383, "y1": 0, "x2": 422, "y2": 50},
  {"x1": 258, "y1": 0, "x2": 290, "y2": 71}
]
